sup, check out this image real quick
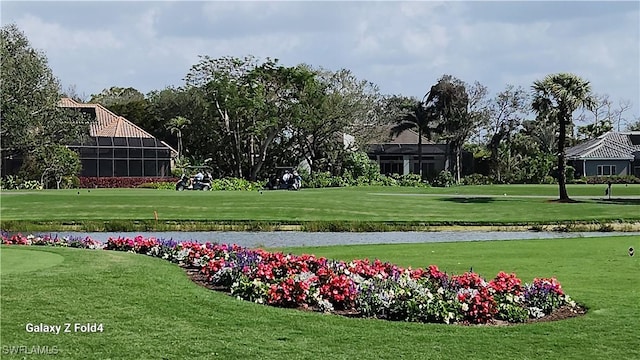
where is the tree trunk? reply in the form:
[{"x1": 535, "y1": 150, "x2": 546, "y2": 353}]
[
  {"x1": 234, "y1": 121, "x2": 243, "y2": 179},
  {"x1": 558, "y1": 112, "x2": 569, "y2": 201},
  {"x1": 456, "y1": 147, "x2": 461, "y2": 184},
  {"x1": 250, "y1": 128, "x2": 280, "y2": 181},
  {"x1": 417, "y1": 127, "x2": 423, "y2": 178},
  {"x1": 488, "y1": 130, "x2": 505, "y2": 182}
]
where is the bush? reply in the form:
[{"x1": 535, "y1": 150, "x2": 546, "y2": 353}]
[
  {"x1": 79, "y1": 177, "x2": 179, "y2": 188},
  {"x1": 541, "y1": 175, "x2": 556, "y2": 184},
  {"x1": 0, "y1": 176, "x2": 43, "y2": 190},
  {"x1": 0, "y1": 175, "x2": 21, "y2": 190},
  {"x1": 461, "y1": 174, "x2": 493, "y2": 185},
  {"x1": 343, "y1": 151, "x2": 380, "y2": 180},
  {"x1": 138, "y1": 182, "x2": 176, "y2": 190},
  {"x1": 210, "y1": 178, "x2": 262, "y2": 191},
  {"x1": 61, "y1": 175, "x2": 81, "y2": 189},
  {"x1": 580, "y1": 175, "x2": 640, "y2": 184},
  {"x1": 303, "y1": 171, "x2": 346, "y2": 188},
  {"x1": 396, "y1": 173, "x2": 429, "y2": 187},
  {"x1": 432, "y1": 170, "x2": 455, "y2": 187}
]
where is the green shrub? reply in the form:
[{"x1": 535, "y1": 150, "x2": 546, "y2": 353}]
[
  {"x1": 211, "y1": 178, "x2": 262, "y2": 191},
  {"x1": 0, "y1": 175, "x2": 21, "y2": 190},
  {"x1": 304, "y1": 171, "x2": 344, "y2": 188},
  {"x1": 541, "y1": 175, "x2": 556, "y2": 184},
  {"x1": 461, "y1": 174, "x2": 493, "y2": 185},
  {"x1": 432, "y1": 170, "x2": 455, "y2": 187},
  {"x1": 343, "y1": 151, "x2": 380, "y2": 179},
  {"x1": 138, "y1": 182, "x2": 175, "y2": 190},
  {"x1": 61, "y1": 175, "x2": 80, "y2": 189},
  {"x1": 397, "y1": 173, "x2": 429, "y2": 187},
  {"x1": 496, "y1": 303, "x2": 530, "y2": 323},
  {"x1": 582, "y1": 175, "x2": 640, "y2": 184}
]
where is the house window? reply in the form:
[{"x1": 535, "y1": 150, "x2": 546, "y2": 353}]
[
  {"x1": 379, "y1": 155, "x2": 404, "y2": 175},
  {"x1": 597, "y1": 165, "x2": 616, "y2": 176}
]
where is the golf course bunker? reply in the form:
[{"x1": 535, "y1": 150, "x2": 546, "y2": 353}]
[{"x1": 0, "y1": 248, "x2": 64, "y2": 275}]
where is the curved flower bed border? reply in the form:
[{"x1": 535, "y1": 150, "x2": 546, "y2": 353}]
[{"x1": 1, "y1": 233, "x2": 586, "y2": 325}]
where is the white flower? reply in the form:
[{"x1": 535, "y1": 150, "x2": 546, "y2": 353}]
[
  {"x1": 528, "y1": 307, "x2": 545, "y2": 319},
  {"x1": 461, "y1": 303, "x2": 469, "y2": 312}
]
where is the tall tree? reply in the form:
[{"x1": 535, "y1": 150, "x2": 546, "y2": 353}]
[
  {"x1": 1, "y1": 24, "x2": 90, "y2": 180},
  {"x1": 165, "y1": 116, "x2": 191, "y2": 159},
  {"x1": 532, "y1": 73, "x2": 594, "y2": 201},
  {"x1": 389, "y1": 96, "x2": 436, "y2": 178},
  {"x1": 293, "y1": 66, "x2": 385, "y2": 175},
  {"x1": 185, "y1": 56, "x2": 261, "y2": 178},
  {"x1": 147, "y1": 86, "x2": 202, "y2": 161},
  {"x1": 244, "y1": 62, "x2": 316, "y2": 180},
  {"x1": 184, "y1": 56, "x2": 317, "y2": 180},
  {"x1": 484, "y1": 85, "x2": 529, "y2": 181},
  {"x1": 425, "y1": 75, "x2": 471, "y2": 183}
]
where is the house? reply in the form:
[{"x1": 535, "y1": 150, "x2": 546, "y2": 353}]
[
  {"x1": 367, "y1": 129, "x2": 472, "y2": 178},
  {"x1": 566, "y1": 131, "x2": 640, "y2": 177},
  {"x1": 59, "y1": 98, "x2": 177, "y2": 177}
]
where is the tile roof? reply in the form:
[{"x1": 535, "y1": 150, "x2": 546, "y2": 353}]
[
  {"x1": 381, "y1": 128, "x2": 433, "y2": 145},
  {"x1": 58, "y1": 98, "x2": 154, "y2": 138},
  {"x1": 566, "y1": 131, "x2": 640, "y2": 160}
]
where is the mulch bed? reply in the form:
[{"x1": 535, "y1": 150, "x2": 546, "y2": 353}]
[{"x1": 183, "y1": 266, "x2": 587, "y2": 326}]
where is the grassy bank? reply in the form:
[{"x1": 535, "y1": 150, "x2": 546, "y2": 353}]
[
  {"x1": 1, "y1": 185, "x2": 639, "y2": 232},
  {"x1": 1, "y1": 235, "x2": 639, "y2": 359}
]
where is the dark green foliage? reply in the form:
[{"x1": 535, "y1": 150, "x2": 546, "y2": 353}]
[
  {"x1": 461, "y1": 174, "x2": 493, "y2": 185},
  {"x1": 432, "y1": 170, "x2": 455, "y2": 187},
  {"x1": 79, "y1": 177, "x2": 179, "y2": 188},
  {"x1": 1, "y1": 24, "x2": 92, "y2": 184},
  {"x1": 342, "y1": 151, "x2": 380, "y2": 179},
  {"x1": 531, "y1": 73, "x2": 595, "y2": 200},
  {"x1": 574, "y1": 175, "x2": 640, "y2": 184}
]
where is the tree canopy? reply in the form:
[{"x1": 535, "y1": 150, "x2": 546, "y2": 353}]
[
  {"x1": 1, "y1": 24, "x2": 91, "y2": 185},
  {"x1": 532, "y1": 73, "x2": 594, "y2": 200},
  {"x1": 3, "y1": 23, "x2": 633, "y2": 186}
]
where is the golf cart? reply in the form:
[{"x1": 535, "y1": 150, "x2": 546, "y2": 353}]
[
  {"x1": 175, "y1": 166, "x2": 213, "y2": 191},
  {"x1": 264, "y1": 166, "x2": 302, "y2": 190}
]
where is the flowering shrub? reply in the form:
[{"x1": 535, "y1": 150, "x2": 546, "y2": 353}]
[
  {"x1": 523, "y1": 277, "x2": 574, "y2": 318},
  {"x1": 489, "y1": 272, "x2": 529, "y2": 322},
  {"x1": 1, "y1": 232, "x2": 582, "y2": 325},
  {"x1": 1, "y1": 233, "x2": 102, "y2": 249},
  {"x1": 79, "y1": 177, "x2": 178, "y2": 188}
]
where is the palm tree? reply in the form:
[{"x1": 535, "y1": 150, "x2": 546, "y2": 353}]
[
  {"x1": 531, "y1": 73, "x2": 594, "y2": 201},
  {"x1": 390, "y1": 97, "x2": 435, "y2": 178},
  {"x1": 165, "y1": 116, "x2": 191, "y2": 159}
]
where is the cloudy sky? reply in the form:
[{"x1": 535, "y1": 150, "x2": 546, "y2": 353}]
[{"x1": 3, "y1": 1, "x2": 639, "y2": 120}]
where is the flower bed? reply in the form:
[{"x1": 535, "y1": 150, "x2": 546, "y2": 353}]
[{"x1": 1, "y1": 233, "x2": 584, "y2": 325}]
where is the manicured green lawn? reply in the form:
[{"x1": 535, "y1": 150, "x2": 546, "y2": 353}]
[
  {"x1": 0, "y1": 248, "x2": 64, "y2": 275},
  {"x1": 1, "y1": 235, "x2": 639, "y2": 359},
  {"x1": 1, "y1": 185, "x2": 638, "y2": 228}
]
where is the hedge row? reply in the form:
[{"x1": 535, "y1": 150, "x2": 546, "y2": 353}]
[{"x1": 79, "y1": 177, "x2": 179, "y2": 188}]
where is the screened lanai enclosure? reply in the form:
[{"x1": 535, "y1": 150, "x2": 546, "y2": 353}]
[
  {"x1": 60, "y1": 98, "x2": 176, "y2": 178},
  {"x1": 70, "y1": 136, "x2": 172, "y2": 177}
]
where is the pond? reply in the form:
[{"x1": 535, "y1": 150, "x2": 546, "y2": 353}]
[{"x1": 39, "y1": 231, "x2": 640, "y2": 248}]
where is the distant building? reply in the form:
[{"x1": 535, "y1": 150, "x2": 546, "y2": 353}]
[
  {"x1": 60, "y1": 98, "x2": 176, "y2": 177},
  {"x1": 566, "y1": 131, "x2": 640, "y2": 177},
  {"x1": 367, "y1": 129, "x2": 472, "y2": 178}
]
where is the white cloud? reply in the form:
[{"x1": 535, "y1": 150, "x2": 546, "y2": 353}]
[
  {"x1": 15, "y1": 14, "x2": 123, "y2": 52},
  {"x1": 136, "y1": 8, "x2": 159, "y2": 39},
  {"x1": 2, "y1": 1, "x2": 637, "y2": 114}
]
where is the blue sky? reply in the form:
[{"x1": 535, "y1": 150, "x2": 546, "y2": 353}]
[{"x1": 2, "y1": 1, "x2": 639, "y2": 122}]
